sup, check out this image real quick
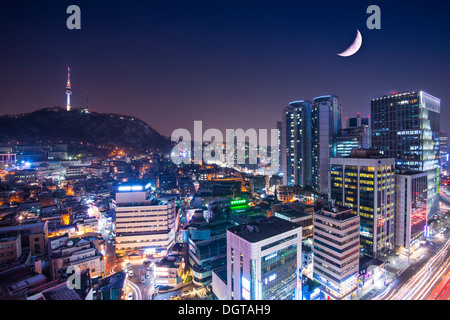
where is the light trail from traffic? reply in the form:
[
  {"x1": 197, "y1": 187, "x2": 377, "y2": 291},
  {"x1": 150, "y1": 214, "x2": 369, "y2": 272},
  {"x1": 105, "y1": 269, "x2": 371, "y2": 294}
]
[
  {"x1": 374, "y1": 237, "x2": 450, "y2": 300},
  {"x1": 110, "y1": 261, "x2": 143, "y2": 300},
  {"x1": 126, "y1": 278, "x2": 142, "y2": 300},
  {"x1": 427, "y1": 265, "x2": 450, "y2": 300}
]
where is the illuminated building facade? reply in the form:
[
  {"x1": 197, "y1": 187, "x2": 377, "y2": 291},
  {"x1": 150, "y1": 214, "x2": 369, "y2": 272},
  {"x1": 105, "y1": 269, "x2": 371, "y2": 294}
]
[
  {"x1": 329, "y1": 150, "x2": 396, "y2": 257},
  {"x1": 345, "y1": 113, "x2": 370, "y2": 129},
  {"x1": 395, "y1": 172, "x2": 428, "y2": 255},
  {"x1": 0, "y1": 153, "x2": 16, "y2": 165},
  {"x1": 371, "y1": 91, "x2": 440, "y2": 220},
  {"x1": 440, "y1": 131, "x2": 448, "y2": 172},
  {"x1": 440, "y1": 131, "x2": 448, "y2": 154},
  {"x1": 281, "y1": 100, "x2": 312, "y2": 187},
  {"x1": 335, "y1": 135, "x2": 362, "y2": 158},
  {"x1": 312, "y1": 205, "x2": 360, "y2": 300},
  {"x1": 226, "y1": 217, "x2": 302, "y2": 300},
  {"x1": 311, "y1": 95, "x2": 342, "y2": 196},
  {"x1": 114, "y1": 181, "x2": 176, "y2": 253},
  {"x1": 344, "y1": 112, "x2": 372, "y2": 149},
  {"x1": 188, "y1": 221, "x2": 233, "y2": 286}
]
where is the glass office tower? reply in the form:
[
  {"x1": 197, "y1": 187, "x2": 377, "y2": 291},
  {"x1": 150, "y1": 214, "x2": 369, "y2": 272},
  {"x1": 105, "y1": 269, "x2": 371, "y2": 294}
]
[
  {"x1": 371, "y1": 91, "x2": 440, "y2": 220},
  {"x1": 311, "y1": 95, "x2": 342, "y2": 196},
  {"x1": 281, "y1": 100, "x2": 312, "y2": 187}
]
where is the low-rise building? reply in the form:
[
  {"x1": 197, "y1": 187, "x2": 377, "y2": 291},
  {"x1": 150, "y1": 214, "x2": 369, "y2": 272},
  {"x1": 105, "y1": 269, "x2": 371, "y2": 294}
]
[
  {"x1": 188, "y1": 221, "x2": 232, "y2": 286},
  {"x1": 0, "y1": 265, "x2": 47, "y2": 300},
  {"x1": 0, "y1": 221, "x2": 48, "y2": 256},
  {"x1": 0, "y1": 233, "x2": 22, "y2": 266},
  {"x1": 274, "y1": 210, "x2": 313, "y2": 238},
  {"x1": 154, "y1": 255, "x2": 184, "y2": 287},
  {"x1": 93, "y1": 270, "x2": 127, "y2": 300},
  {"x1": 49, "y1": 234, "x2": 105, "y2": 281}
]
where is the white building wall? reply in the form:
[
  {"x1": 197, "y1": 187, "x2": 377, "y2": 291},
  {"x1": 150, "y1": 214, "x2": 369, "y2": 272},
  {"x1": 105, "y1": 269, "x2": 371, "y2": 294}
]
[{"x1": 226, "y1": 226, "x2": 302, "y2": 300}]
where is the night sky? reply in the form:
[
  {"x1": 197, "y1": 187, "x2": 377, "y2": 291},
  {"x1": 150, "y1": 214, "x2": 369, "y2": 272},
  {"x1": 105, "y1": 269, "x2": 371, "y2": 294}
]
[{"x1": 1, "y1": 0, "x2": 450, "y2": 137}]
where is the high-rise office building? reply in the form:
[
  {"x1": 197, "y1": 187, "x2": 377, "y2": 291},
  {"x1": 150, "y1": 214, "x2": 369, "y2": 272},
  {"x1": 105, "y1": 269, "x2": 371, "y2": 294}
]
[
  {"x1": 226, "y1": 217, "x2": 302, "y2": 300},
  {"x1": 114, "y1": 181, "x2": 176, "y2": 253},
  {"x1": 395, "y1": 172, "x2": 428, "y2": 256},
  {"x1": 440, "y1": 131, "x2": 448, "y2": 153},
  {"x1": 440, "y1": 131, "x2": 448, "y2": 169},
  {"x1": 345, "y1": 112, "x2": 370, "y2": 129},
  {"x1": 281, "y1": 100, "x2": 312, "y2": 187},
  {"x1": 337, "y1": 113, "x2": 371, "y2": 157},
  {"x1": 312, "y1": 204, "x2": 360, "y2": 300},
  {"x1": 276, "y1": 121, "x2": 282, "y2": 175},
  {"x1": 335, "y1": 135, "x2": 362, "y2": 158},
  {"x1": 371, "y1": 91, "x2": 440, "y2": 220},
  {"x1": 329, "y1": 150, "x2": 396, "y2": 257},
  {"x1": 311, "y1": 95, "x2": 342, "y2": 195}
]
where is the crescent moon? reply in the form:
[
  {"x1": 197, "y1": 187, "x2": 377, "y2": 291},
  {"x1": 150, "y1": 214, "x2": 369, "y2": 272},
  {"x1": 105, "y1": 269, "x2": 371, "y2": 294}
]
[{"x1": 337, "y1": 30, "x2": 362, "y2": 57}]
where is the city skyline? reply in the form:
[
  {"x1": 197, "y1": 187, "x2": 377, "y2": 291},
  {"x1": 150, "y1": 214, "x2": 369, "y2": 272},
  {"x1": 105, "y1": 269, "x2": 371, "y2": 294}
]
[
  {"x1": 1, "y1": 1, "x2": 450, "y2": 137},
  {"x1": 3, "y1": 0, "x2": 450, "y2": 304}
]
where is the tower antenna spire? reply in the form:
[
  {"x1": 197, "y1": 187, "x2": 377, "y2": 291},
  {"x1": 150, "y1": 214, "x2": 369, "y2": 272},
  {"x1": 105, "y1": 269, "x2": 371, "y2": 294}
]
[{"x1": 66, "y1": 66, "x2": 72, "y2": 111}]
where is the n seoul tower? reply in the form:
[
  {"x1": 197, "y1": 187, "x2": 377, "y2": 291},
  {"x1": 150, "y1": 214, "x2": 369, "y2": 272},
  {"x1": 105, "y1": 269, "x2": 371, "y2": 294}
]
[{"x1": 65, "y1": 66, "x2": 72, "y2": 111}]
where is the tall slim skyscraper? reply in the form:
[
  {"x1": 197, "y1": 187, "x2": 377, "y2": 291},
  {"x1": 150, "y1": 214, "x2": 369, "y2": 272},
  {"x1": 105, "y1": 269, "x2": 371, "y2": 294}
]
[
  {"x1": 65, "y1": 66, "x2": 72, "y2": 111},
  {"x1": 371, "y1": 91, "x2": 440, "y2": 220},
  {"x1": 281, "y1": 100, "x2": 312, "y2": 187},
  {"x1": 276, "y1": 121, "x2": 283, "y2": 175},
  {"x1": 311, "y1": 95, "x2": 342, "y2": 195}
]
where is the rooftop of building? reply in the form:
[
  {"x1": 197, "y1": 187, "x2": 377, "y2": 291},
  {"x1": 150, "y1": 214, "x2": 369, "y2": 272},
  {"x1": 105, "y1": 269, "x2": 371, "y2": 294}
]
[
  {"x1": 227, "y1": 216, "x2": 301, "y2": 243},
  {"x1": 302, "y1": 243, "x2": 312, "y2": 253},
  {"x1": 304, "y1": 276, "x2": 322, "y2": 291},
  {"x1": 0, "y1": 220, "x2": 47, "y2": 233},
  {"x1": 275, "y1": 210, "x2": 311, "y2": 220},
  {"x1": 396, "y1": 170, "x2": 427, "y2": 177},
  {"x1": 116, "y1": 180, "x2": 152, "y2": 193},
  {"x1": 0, "y1": 233, "x2": 20, "y2": 243},
  {"x1": 313, "y1": 94, "x2": 338, "y2": 101},
  {"x1": 349, "y1": 149, "x2": 383, "y2": 158},
  {"x1": 155, "y1": 255, "x2": 183, "y2": 269},
  {"x1": 359, "y1": 255, "x2": 385, "y2": 272},
  {"x1": 41, "y1": 282, "x2": 83, "y2": 300},
  {"x1": 288, "y1": 100, "x2": 311, "y2": 106},
  {"x1": 189, "y1": 220, "x2": 235, "y2": 237},
  {"x1": 372, "y1": 91, "x2": 419, "y2": 100},
  {"x1": 8, "y1": 273, "x2": 47, "y2": 292},
  {"x1": 96, "y1": 270, "x2": 126, "y2": 294},
  {"x1": 315, "y1": 203, "x2": 357, "y2": 222},
  {"x1": 116, "y1": 196, "x2": 173, "y2": 207},
  {"x1": 213, "y1": 265, "x2": 227, "y2": 284}
]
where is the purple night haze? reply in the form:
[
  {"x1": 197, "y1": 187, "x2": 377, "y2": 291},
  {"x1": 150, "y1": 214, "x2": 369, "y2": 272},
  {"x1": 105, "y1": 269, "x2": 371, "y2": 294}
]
[{"x1": 1, "y1": 0, "x2": 450, "y2": 136}]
